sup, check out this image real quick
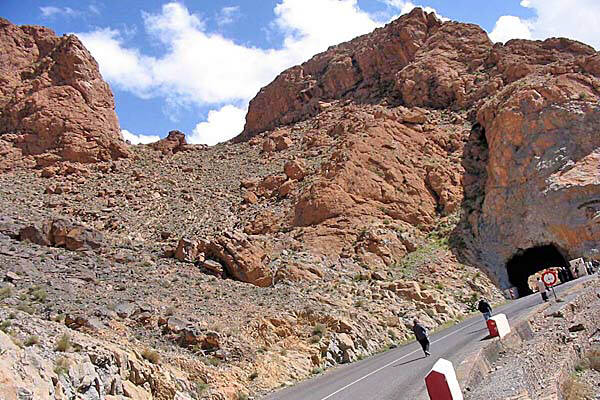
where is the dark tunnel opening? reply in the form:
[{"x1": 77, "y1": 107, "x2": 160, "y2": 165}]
[{"x1": 506, "y1": 244, "x2": 569, "y2": 297}]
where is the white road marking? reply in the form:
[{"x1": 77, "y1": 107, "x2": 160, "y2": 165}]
[{"x1": 318, "y1": 319, "x2": 481, "y2": 400}]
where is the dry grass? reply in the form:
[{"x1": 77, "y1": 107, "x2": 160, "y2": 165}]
[
  {"x1": 563, "y1": 373, "x2": 592, "y2": 400},
  {"x1": 141, "y1": 348, "x2": 160, "y2": 364},
  {"x1": 55, "y1": 334, "x2": 72, "y2": 352}
]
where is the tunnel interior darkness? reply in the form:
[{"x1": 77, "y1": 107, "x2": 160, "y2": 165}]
[{"x1": 506, "y1": 244, "x2": 569, "y2": 296}]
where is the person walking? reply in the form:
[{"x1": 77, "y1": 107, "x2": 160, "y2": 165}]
[
  {"x1": 412, "y1": 319, "x2": 431, "y2": 357},
  {"x1": 537, "y1": 277, "x2": 548, "y2": 302},
  {"x1": 477, "y1": 298, "x2": 493, "y2": 321}
]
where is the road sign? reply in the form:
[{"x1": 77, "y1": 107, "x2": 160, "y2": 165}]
[{"x1": 542, "y1": 270, "x2": 558, "y2": 287}]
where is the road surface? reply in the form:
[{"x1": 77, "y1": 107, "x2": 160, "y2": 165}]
[{"x1": 264, "y1": 276, "x2": 592, "y2": 400}]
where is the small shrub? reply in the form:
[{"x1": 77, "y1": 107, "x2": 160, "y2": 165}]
[
  {"x1": 16, "y1": 303, "x2": 35, "y2": 314},
  {"x1": 195, "y1": 379, "x2": 209, "y2": 395},
  {"x1": 24, "y1": 335, "x2": 39, "y2": 347},
  {"x1": 248, "y1": 371, "x2": 259, "y2": 381},
  {"x1": 0, "y1": 286, "x2": 12, "y2": 300},
  {"x1": 54, "y1": 357, "x2": 70, "y2": 376},
  {"x1": 11, "y1": 336, "x2": 23, "y2": 348},
  {"x1": 312, "y1": 323, "x2": 326, "y2": 337},
  {"x1": 237, "y1": 391, "x2": 248, "y2": 400},
  {"x1": 0, "y1": 320, "x2": 11, "y2": 333},
  {"x1": 280, "y1": 349, "x2": 288, "y2": 357},
  {"x1": 55, "y1": 334, "x2": 72, "y2": 352},
  {"x1": 200, "y1": 356, "x2": 220, "y2": 367},
  {"x1": 309, "y1": 335, "x2": 321, "y2": 344},
  {"x1": 312, "y1": 366, "x2": 324, "y2": 375},
  {"x1": 30, "y1": 288, "x2": 47, "y2": 302},
  {"x1": 141, "y1": 348, "x2": 160, "y2": 364}
]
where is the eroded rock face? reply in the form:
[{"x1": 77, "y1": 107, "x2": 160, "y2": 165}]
[
  {"x1": 234, "y1": 6, "x2": 600, "y2": 288},
  {"x1": 473, "y1": 71, "x2": 600, "y2": 287},
  {"x1": 0, "y1": 18, "x2": 129, "y2": 171}
]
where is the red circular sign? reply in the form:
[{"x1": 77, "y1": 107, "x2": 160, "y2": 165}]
[{"x1": 542, "y1": 270, "x2": 558, "y2": 287}]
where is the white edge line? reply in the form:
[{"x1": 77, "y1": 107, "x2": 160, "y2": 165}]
[{"x1": 318, "y1": 319, "x2": 481, "y2": 400}]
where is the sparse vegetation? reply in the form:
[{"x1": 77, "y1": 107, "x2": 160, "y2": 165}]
[
  {"x1": 30, "y1": 287, "x2": 47, "y2": 302},
  {"x1": 248, "y1": 371, "x2": 259, "y2": 381},
  {"x1": 0, "y1": 320, "x2": 11, "y2": 333},
  {"x1": 55, "y1": 334, "x2": 72, "y2": 352},
  {"x1": 54, "y1": 357, "x2": 70, "y2": 376},
  {"x1": 309, "y1": 334, "x2": 321, "y2": 344},
  {"x1": 236, "y1": 391, "x2": 248, "y2": 400},
  {"x1": 200, "y1": 356, "x2": 220, "y2": 367},
  {"x1": 312, "y1": 323, "x2": 327, "y2": 337},
  {"x1": 16, "y1": 303, "x2": 35, "y2": 314},
  {"x1": 312, "y1": 366, "x2": 324, "y2": 375},
  {"x1": 195, "y1": 379, "x2": 209, "y2": 395},
  {"x1": 0, "y1": 286, "x2": 13, "y2": 300},
  {"x1": 24, "y1": 335, "x2": 39, "y2": 347}
]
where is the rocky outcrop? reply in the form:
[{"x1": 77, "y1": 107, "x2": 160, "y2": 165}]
[
  {"x1": 18, "y1": 218, "x2": 103, "y2": 251},
  {"x1": 0, "y1": 18, "x2": 129, "y2": 171},
  {"x1": 149, "y1": 130, "x2": 189, "y2": 155},
  {"x1": 234, "y1": 6, "x2": 600, "y2": 288},
  {"x1": 174, "y1": 231, "x2": 272, "y2": 287},
  {"x1": 473, "y1": 63, "x2": 600, "y2": 287}
]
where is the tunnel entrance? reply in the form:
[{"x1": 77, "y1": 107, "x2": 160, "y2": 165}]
[{"x1": 506, "y1": 244, "x2": 569, "y2": 296}]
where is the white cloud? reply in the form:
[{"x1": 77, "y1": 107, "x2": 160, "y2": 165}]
[
  {"x1": 40, "y1": 6, "x2": 79, "y2": 18},
  {"x1": 190, "y1": 105, "x2": 247, "y2": 145},
  {"x1": 76, "y1": 28, "x2": 155, "y2": 97},
  {"x1": 121, "y1": 129, "x2": 160, "y2": 145},
  {"x1": 489, "y1": 0, "x2": 600, "y2": 49},
  {"x1": 217, "y1": 6, "x2": 241, "y2": 26},
  {"x1": 489, "y1": 15, "x2": 532, "y2": 43},
  {"x1": 78, "y1": 0, "x2": 429, "y2": 145}
]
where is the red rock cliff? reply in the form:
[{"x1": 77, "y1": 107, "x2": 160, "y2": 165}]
[{"x1": 0, "y1": 18, "x2": 129, "y2": 171}]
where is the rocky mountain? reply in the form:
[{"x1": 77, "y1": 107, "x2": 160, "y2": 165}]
[
  {"x1": 238, "y1": 7, "x2": 600, "y2": 290},
  {"x1": 0, "y1": 18, "x2": 129, "y2": 174},
  {"x1": 0, "y1": 8, "x2": 599, "y2": 400}
]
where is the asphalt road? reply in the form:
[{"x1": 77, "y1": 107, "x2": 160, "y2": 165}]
[{"x1": 264, "y1": 276, "x2": 593, "y2": 400}]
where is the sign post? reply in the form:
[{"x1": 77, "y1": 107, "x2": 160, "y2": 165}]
[{"x1": 542, "y1": 270, "x2": 558, "y2": 301}]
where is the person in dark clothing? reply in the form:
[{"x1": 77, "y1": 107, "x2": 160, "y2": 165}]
[
  {"x1": 477, "y1": 299, "x2": 493, "y2": 321},
  {"x1": 412, "y1": 319, "x2": 430, "y2": 357},
  {"x1": 558, "y1": 268, "x2": 566, "y2": 284}
]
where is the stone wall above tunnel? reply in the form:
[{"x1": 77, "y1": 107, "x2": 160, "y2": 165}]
[{"x1": 471, "y1": 73, "x2": 600, "y2": 289}]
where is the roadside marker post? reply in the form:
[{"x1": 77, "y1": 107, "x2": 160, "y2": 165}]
[
  {"x1": 486, "y1": 313, "x2": 510, "y2": 339},
  {"x1": 425, "y1": 358, "x2": 463, "y2": 400}
]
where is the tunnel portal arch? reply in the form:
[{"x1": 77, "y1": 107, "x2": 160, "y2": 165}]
[{"x1": 506, "y1": 244, "x2": 569, "y2": 296}]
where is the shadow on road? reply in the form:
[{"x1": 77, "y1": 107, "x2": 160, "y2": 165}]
[
  {"x1": 466, "y1": 327, "x2": 488, "y2": 334},
  {"x1": 392, "y1": 356, "x2": 427, "y2": 367},
  {"x1": 479, "y1": 334, "x2": 494, "y2": 341}
]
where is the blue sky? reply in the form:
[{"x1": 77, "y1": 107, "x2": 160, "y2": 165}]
[{"x1": 1, "y1": 1, "x2": 597, "y2": 144}]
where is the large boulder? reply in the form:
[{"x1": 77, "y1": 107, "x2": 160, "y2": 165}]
[
  {"x1": 0, "y1": 17, "x2": 129, "y2": 171},
  {"x1": 173, "y1": 232, "x2": 272, "y2": 287}
]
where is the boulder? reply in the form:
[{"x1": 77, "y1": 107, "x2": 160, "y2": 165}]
[
  {"x1": 284, "y1": 159, "x2": 308, "y2": 181},
  {"x1": 19, "y1": 224, "x2": 51, "y2": 246},
  {"x1": 174, "y1": 238, "x2": 205, "y2": 263},
  {"x1": 150, "y1": 130, "x2": 187, "y2": 155}
]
